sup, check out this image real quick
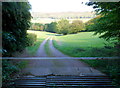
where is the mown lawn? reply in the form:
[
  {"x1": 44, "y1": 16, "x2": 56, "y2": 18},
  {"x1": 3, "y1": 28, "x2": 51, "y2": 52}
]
[
  {"x1": 26, "y1": 30, "x2": 55, "y2": 55},
  {"x1": 53, "y1": 32, "x2": 118, "y2": 57}
]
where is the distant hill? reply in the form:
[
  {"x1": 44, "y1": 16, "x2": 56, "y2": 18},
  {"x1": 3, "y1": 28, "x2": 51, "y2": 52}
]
[
  {"x1": 31, "y1": 12, "x2": 95, "y2": 18},
  {"x1": 31, "y1": 12, "x2": 96, "y2": 24}
]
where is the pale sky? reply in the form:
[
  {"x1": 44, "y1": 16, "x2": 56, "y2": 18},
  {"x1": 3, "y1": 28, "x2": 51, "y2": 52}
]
[{"x1": 28, "y1": 0, "x2": 94, "y2": 13}]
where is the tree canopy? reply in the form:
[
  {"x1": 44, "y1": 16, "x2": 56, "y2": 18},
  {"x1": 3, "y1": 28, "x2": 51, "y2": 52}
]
[
  {"x1": 44, "y1": 22, "x2": 57, "y2": 33},
  {"x1": 57, "y1": 19, "x2": 70, "y2": 35},
  {"x1": 70, "y1": 20, "x2": 84, "y2": 33},
  {"x1": 2, "y1": 2, "x2": 32, "y2": 56},
  {"x1": 44, "y1": 19, "x2": 85, "y2": 35},
  {"x1": 86, "y1": 2, "x2": 120, "y2": 42}
]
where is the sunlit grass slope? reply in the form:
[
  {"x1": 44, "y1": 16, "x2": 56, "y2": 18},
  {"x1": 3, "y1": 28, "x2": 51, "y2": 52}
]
[{"x1": 53, "y1": 32, "x2": 117, "y2": 57}]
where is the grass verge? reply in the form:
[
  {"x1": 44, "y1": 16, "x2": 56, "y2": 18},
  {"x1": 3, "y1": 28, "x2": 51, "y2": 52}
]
[
  {"x1": 53, "y1": 32, "x2": 118, "y2": 57},
  {"x1": 26, "y1": 40, "x2": 43, "y2": 56},
  {"x1": 2, "y1": 59, "x2": 28, "y2": 84},
  {"x1": 81, "y1": 59, "x2": 120, "y2": 87},
  {"x1": 44, "y1": 39, "x2": 53, "y2": 56}
]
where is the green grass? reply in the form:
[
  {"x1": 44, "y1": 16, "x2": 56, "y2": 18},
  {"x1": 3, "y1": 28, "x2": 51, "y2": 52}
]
[
  {"x1": 16, "y1": 60, "x2": 28, "y2": 69},
  {"x1": 25, "y1": 31, "x2": 118, "y2": 57},
  {"x1": 81, "y1": 59, "x2": 120, "y2": 87},
  {"x1": 26, "y1": 30, "x2": 55, "y2": 56},
  {"x1": 26, "y1": 41, "x2": 42, "y2": 56},
  {"x1": 53, "y1": 32, "x2": 117, "y2": 57},
  {"x1": 44, "y1": 39, "x2": 53, "y2": 57},
  {"x1": 2, "y1": 59, "x2": 28, "y2": 82}
]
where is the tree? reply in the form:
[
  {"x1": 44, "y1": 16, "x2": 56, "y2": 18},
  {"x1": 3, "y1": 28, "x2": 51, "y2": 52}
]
[
  {"x1": 44, "y1": 22, "x2": 57, "y2": 33},
  {"x1": 57, "y1": 19, "x2": 70, "y2": 35},
  {"x1": 2, "y1": 2, "x2": 32, "y2": 56},
  {"x1": 70, "y1": 20, "x2": 84, "y2": 34},
  {"x1": 86, "y1": 2, "x2": 120, "y2": 42},
  {"x1": 85, "y1": 15, "x2": 101, "y2": 32},
  {"x1": 30, "y1": 23, "x2": 44, "y2": 31},
  {"x1": 44, "y1": 19, "x2": 85, "y2": 35}
]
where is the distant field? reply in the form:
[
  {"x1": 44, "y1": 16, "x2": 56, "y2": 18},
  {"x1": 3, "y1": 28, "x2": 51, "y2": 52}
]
[
  {"x1": 53, "y1": 32, "x2": 117, "y2": 57},
  {"x1": 31, "y1": 12, "x2": 95, "y2": 24},
  {"x1": 31, "y1": 18, "x2": 91, "y2": 24}
]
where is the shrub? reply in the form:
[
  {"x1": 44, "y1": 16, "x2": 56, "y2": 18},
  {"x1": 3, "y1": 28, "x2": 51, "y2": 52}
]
[
  {"x1": 2, "y1": 60, "x2": 19, "y2": 81},
  {"x1": 26, "y1": 33, "x2": 37, "y2": 46}
]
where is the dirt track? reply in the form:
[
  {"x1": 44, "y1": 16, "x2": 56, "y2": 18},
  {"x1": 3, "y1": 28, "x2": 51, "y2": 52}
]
[
  {"x1": 22, "y1": 36, "x2": 105, "y2": 76},
  {"x1": 35, "y1": 37, "x2": 50, "y2": 57},
  {"x1": 48, "y1": 37, "x2": 68, "y2": 57}
]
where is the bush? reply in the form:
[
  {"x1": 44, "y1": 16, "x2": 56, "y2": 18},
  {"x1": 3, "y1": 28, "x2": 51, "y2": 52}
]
[
  {"x1": 2, "y1": 60, "x2": 19, "y2": 81},
  {"x1": 2, "y1": 59, "x2": 29, "y2": 87},
  {"x1": 26, "y1": 33, "x2": 37, "y2": 46},
  {"x1": 44, "y1": 22, "x2": 57, "y2": 33},
  {"x1": 2, "y1": 2, "x2": 31, "y2": 56}
]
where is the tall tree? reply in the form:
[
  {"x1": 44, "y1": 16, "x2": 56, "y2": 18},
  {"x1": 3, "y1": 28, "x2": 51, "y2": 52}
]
[
  {"x1": 85, "y1": 15, "x2": 101, "y2": 32},
  {"x1": 86, "y1": 2, "x2": 120, "y2": 43},
  {"x1": 2, "y1": 2, "x2": 31, "y2": 56}
]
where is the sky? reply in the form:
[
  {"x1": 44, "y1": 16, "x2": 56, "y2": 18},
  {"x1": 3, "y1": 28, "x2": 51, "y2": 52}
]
[{"x1": 28, "y1": 0, "x2": 94, "y2": 13}]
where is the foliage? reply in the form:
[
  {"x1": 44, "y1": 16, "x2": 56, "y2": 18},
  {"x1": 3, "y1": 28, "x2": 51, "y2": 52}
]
[
  {"x1": 30, "y1": 23, "x2": 44, "y2": 31},
  {"x1": 69, "y1": 20, "x2": 84, "y2": 33},
  {"x1": 85, "y1": 15, "x2": 101, "y2": 31},
  {"x1": 44, "y1": 22, "x2": 57, "y2": 33},
  {"x1": 57, "y1": 19, "x2": 70, "y2": 35},
  {"x1": 2, "y1": 59, "x2": 28, "y2": 87},
  {"x1": 2, "y1": 60, "x2": 19, "y2": 81},
  {"x1": 16, "y1": 60, "x2": 28, "y2": 69},
  {"x1": 2, "y1": 2, "x2": 31, "y2": 56},
  {"x1": 86, "y1": 2, "x2": 120, "y2": 42},
  {"x1": 26, "y1": 33, "x2": 37, "y2": 46},
  {"x1": 82, "y1": 59, "x2": 120, "y2": 87},
  {"x1": 44, "y1": 19, "x2": 85, "y2": 35}
]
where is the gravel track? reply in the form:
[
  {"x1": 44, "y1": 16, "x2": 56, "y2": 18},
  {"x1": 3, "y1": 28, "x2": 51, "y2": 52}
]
[
  {"x1": 35, "y1": 37, "x2": 50, "y2": 57},
  {"x1": 22, "y1": 37, "x2": 105, "y2": 76}
]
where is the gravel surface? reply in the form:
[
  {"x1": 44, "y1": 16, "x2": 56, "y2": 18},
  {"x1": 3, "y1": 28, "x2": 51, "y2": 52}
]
[
  {"x1": 35, "y1": 37, "x2": 50, "y2": 57},
  {"x1": 22, "y1": 37, "x2": 105, "y2": 76}
]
